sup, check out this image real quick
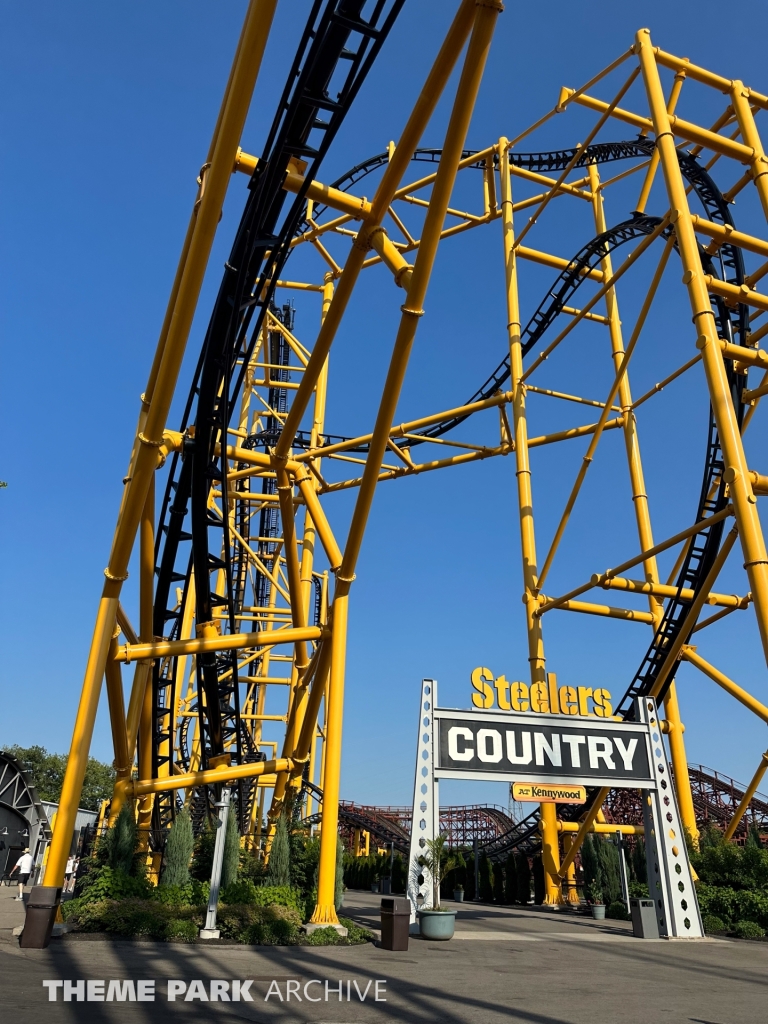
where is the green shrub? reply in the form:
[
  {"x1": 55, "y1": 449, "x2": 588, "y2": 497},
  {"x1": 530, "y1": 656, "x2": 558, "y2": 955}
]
[
  {"x1": 734, "y1": 920, "x2": 765, "y2": 939},
  {"x1": 504, "y1": 852, "x2": 517, "y2": 904},
  {"x1": 339, "y1": 916, "x2": 374, "y2": 943},
  {"x1": 306, "y1": 926, "x2": 341, "y2": 946},
  {"x1": 628, "y1": 881, "x2": 649, "y2": 899},
  {"x1": 267, "y1": 814, "x2": 291, "y2": 886},
  {"x1": 191, "y1": 824, "x2": 216, "y2": 881},
  {"x1": 702, "y1": 914, "x2": 728, "y2": 935},
  {"x1": 515, "y1": 854, "x2": 531, "y2": 904},
  {"x1": 221, "y1": 879, "x2": 259, "y2": 905},
  {"x1": 161, "y1": 809, "x2": 194, "y2": 888},
  {"x1": 692, "y1": 828, "x2": 768, "y2": 890},
  {"x1": 163, "y1": 918, "x2": 198, "y2": 943},
  {"x1": 606, "y1": 901, "x2": 630, "y2": 921},
  {"x1": 74, "y1": 865, "x2": 153, "y2": 904},
  {"x1": 696, "y1": 884, "x2": 768, "y2": 928},
  {"x1": 251, "y1": 884, "x2": 305, "y2": 916},
  {"x1": 218, "y1": 903, "x2": 301, "y2": 944}
]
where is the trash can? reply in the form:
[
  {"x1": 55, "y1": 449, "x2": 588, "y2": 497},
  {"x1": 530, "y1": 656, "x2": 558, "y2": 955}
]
[
  {"x1": 380, "y1": 896, "x2": 410, "y2": 951},
  {"x1": 630, "y1": 898, "x2": 659, "y2": 939},
  {"x1": 380, "y1": 877, "x2": 392, "y2": 895},
  {"x1": 19, "y1": 886, "x2": 62, "y2": 949}
]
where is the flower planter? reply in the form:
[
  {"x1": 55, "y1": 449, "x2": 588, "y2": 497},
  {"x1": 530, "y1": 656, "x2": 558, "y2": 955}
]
[
  {"x1": 453, "y1": 890, "x2": 465, "y2": 903},
  {"x1": 417, "y1": 909, "x2": 457, "y2": 941},
  {"x1": 591, "y1": 904, "x2": 606, "y2": 920}
]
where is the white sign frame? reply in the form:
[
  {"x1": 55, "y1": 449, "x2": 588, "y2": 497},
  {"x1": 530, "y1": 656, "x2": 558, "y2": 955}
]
[{"x1": 407, "y1": 679, "x2": 703, "y2": 939}]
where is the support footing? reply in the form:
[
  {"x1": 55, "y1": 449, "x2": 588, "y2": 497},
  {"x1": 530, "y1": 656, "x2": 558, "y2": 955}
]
[
  {"x1": 304, "y1": 922, "x2": 348, "y2": 937},
  {"x1": 198, "y1": 928, "x2": 221, "y2": 940}
]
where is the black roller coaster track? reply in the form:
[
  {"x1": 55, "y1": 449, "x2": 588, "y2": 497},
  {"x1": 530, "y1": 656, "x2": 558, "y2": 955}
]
[
  {"x1": 150, "y1": 0, "x2": 405, "y2": 838},
  {"x1": 151, "y1": 76, "x2": 748, "y2": 849}
]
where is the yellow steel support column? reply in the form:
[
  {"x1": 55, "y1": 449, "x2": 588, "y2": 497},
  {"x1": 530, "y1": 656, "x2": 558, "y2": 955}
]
[
  {"x1": 499, "y1": 139, "x2": 560, "y2": 900},
  {"x1": 137, "y1": 477, "x2": 155, "y2": 851},
  {"x1": 561, "y1": 834, "x2": 580, "y2": 904},
  {"x1": 588, "y1": 159, "x2": 698, "y2": 844},
  {"x1": 40, "y1": 0, "x2": 278, "y2": 904},
  {"x1": 539, "y1": 802, "x2": 563, "y2": 905},
  {"x1": 724, "y1": 750, "x2": 768, "y2": 840},
  {"x1": 638, "y1": 29, "x2": 768, "y2": 670},
  {"x1": 310, "y1": 0, "x2": 503, "y2": 927},
  {"x1": 730, "y1": 84, "x2": 768, "y2": 223}
]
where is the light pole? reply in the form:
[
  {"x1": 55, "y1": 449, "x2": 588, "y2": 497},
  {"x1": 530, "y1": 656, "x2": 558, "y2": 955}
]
[{"x1": 199, "y1": 788, "x2": 231, "y2": 940}]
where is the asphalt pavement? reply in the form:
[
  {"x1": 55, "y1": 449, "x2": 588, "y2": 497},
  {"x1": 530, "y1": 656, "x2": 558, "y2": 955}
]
[{"x1": 0, "y1": 888, "x2": 764, "y2": 1023}]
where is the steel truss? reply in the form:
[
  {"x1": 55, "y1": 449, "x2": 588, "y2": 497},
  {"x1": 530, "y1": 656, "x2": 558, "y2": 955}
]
[{"x1": 38, "y1": 0, "x2": 768, "y2": 944}]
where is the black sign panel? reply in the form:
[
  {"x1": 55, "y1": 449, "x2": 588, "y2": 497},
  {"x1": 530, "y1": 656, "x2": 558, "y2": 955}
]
[{"x1": 436, "y1": 714, "x2": 652, "y2": 785}]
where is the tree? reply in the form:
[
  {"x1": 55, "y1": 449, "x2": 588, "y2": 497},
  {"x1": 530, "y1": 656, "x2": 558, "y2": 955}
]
[
  {"x1": 221, "y1": 804, "x2": 240, "y2": 889},
  {"x1": 266, "y1": 813, "x2": 290, "y2": 886},
  {"x1": 4, "y1": 744, "x2": 115, "y2": 811},
  {"x1": 515, "y1": 853, "x2": 531, "y2": 904},
  {"x1": 104, "y1": 802, "x2": 138, "y2": 875},
  {"x1": 191, "y1": 823, "x2": 216, "y2": 881},
  {"x1": 160, "y1": 809, "x2": 194, "y2": 887},
  {"x1": 597, "y1": 837, "x2": 622, "y2": 905},
  {"x1": 478, "y1": 853, "x2": 493, "y2": 901},
  {"x1": 504, "y1": 851, "x2": 518, "y2": 904},
  {"x1": 631, "y1": 837, "x2": 647, "y2": 884}
]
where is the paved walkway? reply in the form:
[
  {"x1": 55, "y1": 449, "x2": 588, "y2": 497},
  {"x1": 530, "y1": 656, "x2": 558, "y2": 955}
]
[{"x1": 0, "y1": 887, "x2": 764, "y2": 1023}]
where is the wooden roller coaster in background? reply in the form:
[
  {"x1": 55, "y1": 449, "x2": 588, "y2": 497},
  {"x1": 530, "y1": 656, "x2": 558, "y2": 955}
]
[{"x1": 35, "y1": 0, "x2": 768, "y2": 940}]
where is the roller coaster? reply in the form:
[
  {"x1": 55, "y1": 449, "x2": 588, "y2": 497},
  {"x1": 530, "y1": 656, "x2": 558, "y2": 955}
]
[{"x1": 29, "y1": 0, "x2": 768, "y2": 943}]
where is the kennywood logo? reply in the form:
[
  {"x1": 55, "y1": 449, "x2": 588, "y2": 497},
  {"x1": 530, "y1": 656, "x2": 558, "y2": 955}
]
[{"x1": 435, "y1": 708, "x2": 652, "y2": 787}]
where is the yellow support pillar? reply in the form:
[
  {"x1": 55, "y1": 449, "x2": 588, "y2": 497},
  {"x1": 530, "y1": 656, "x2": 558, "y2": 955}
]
[
  {"x1": 39, "y1": 0, "x2": 279, "y2": 911},
  {"x1": 539, "y1": 802, "x2": 564, "y2": 905},
  {"x1": 561, "y1": 834, "x2": 580, "y2": 905},
  {"x1": 310, "y1": 0, "x2": 503, "y2": 928},
  {"x1": 501, "y1": 139, "x2": 561, "y2": 897},
  {"x1": 637, "y1": 29, "x2": 768, "y2": 670}
]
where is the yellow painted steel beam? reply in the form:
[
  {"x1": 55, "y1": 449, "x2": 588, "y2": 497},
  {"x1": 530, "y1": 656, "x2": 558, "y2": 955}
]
[
  {"x1": 597, "y1": 575, "x2": 750, "y2": 609},
  {"x1": 559, "y1": 87, "x2": 754, "y2": 162},
  {"x1": 638, "y1": 28, "x2": 768, "y2": 675},
  {"x1": 681, "y1": 646, "x2": 768, "y2": 722},
  {"x1": 43, "y1": 0, "x2": 279, "y2": 893},
  {"x1": 691, "y1": 215, "x2": 768, "y2": 259},
  {"x1": 117, "y1": 625, "x2": 324, "y2": 664},
  {"x1": 127, "y1": 756, "x2": 295, "y2": 797},
  {"x1": 555, "y1": 787, "x2": 611, "y2": 881},
  {"x1": 723, "y1": 751, "x2": 768, "y2": 841},
  {"x1": 274, "y1": 0, "x2": 478, "y2": 464},
  {"x1": 537, "y1": 597, "x2": 655, "y2": 624},
  {"x1": 653, "y1": 48, "x2": 768, "y2": 111},
  {"x1": 704, "y1": 279, "x2": 768, "y2": 316},
  {"x1": 557, "y1": 822, "x2": 644, "y2": 835}
]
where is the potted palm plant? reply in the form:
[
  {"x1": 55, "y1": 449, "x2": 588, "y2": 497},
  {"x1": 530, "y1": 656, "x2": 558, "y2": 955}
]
[
  {"x1": 588, "y1": 879, "x2": 605, "y2": 920},
  {"x1": 416, "y1": 835, "x2": 457, "y2": 940},
  {"x1": 453, "y1": 883, "x2": 465, "y2": 903}
]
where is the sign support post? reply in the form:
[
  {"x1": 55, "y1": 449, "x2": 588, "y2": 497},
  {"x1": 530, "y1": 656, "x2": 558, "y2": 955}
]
[{"x1": 406, "y1": 679, "x2": 439, "y2": 925}]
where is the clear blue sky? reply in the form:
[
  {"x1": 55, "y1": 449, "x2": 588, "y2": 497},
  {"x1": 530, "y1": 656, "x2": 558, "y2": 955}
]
[{"x1": 2, "y1": 1, "x2": 768, "y2": 811}]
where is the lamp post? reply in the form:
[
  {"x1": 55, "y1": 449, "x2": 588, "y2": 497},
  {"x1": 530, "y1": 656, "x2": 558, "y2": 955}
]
[{"x1": 199, "y1": 788, "x2": 231, "y2": 940}]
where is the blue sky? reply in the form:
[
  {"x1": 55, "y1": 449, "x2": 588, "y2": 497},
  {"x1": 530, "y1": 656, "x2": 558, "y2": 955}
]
[{"x1": 3, "y1": 1, "x2": 768, "y2": 813}]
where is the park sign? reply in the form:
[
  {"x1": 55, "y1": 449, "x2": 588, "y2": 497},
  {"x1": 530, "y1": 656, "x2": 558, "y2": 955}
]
[
  {"x1": 511, "y1": 782, "x2": 586, "y2": 804},
  {"x1": 407, "y1": 679, "x2": 704, "y2": 939},
  {"x1": 435, "y1": 708, "x2": 653, "y2": 788}
]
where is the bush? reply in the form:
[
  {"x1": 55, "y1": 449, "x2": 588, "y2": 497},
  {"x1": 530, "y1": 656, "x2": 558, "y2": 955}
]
[
  {"x1": 164, "y1": 918, "x2": 198, "y2": 943},
  {"x1": 160, "y1": 809, "x2": 194, "y2": 888},
  {"x1": 702, "y1": 914, "x2": 728, "y2": 935},
  {"x1": 697, "y1": 884, "x2": 768, "y2": 929},
  {"x1": 191, "y1": 824, "x2": 216, "y2": 881},
  {"x1": 692, "y1": 827, "x2": 768, "y2": 890},
  {"x1": 306, "y1": 925, "x2": 341, "y2": 946},
  {"x1": 304, "y1": 917, "x2": 373, "y2": 946},
  {"x1": 219, "y1": 880, "x2": 305, "y2": 917},
  {"x1": 74, "y1": 865, "x2": 153, "y2": 904},
  {"x1": 606, "y1": 901, "x2": 630, "y2": 921},
  {"x1": 267, "y1": 814, "x2": 291, "y2": 887},
  {"x1": 504, "y1": 852, "x2": 517, "y2": 904},
  {"x1": 218, "y1": 903, "x2": 301, "y2": 944},
  {"x1": 734, "y1": 920, "x2": 765, "y2": 940},
  {"x1": 515, "y1": 854, "x2": 531, "y2": 904},
  {"x1": 628, "y1": 881, "x2": 649, "y2": 899}
]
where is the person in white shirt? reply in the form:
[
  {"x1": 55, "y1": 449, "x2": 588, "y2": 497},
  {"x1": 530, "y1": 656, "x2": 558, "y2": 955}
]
[
  {"x1": 10, "y1": 849, "x2": 34, "y2": 900},
  {"x1": 64, "y1": 856, "x2": 75, "y2": 893}
]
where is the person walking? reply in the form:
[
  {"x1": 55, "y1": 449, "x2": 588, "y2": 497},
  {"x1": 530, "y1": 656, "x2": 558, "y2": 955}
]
[
  {"x1": 10, "y1": 848, "x2": 34, "y2": 900},
  {"x1": 64, "y1": 856, "x2": 75, "y2": 893}
]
